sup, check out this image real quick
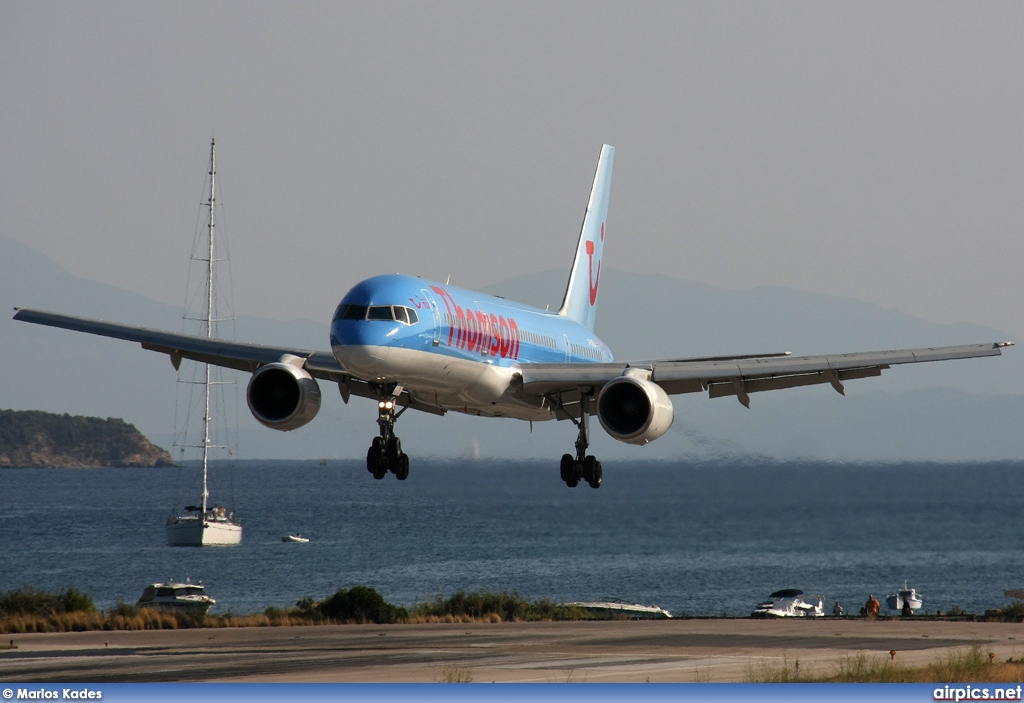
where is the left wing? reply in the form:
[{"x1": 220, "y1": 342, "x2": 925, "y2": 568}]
[
  {"x1": 11, "y1": 307, "x2": 444, "y2": 415},
  {"x1": 515, "y1": 342, "x2": 1013, "y2": 409}
]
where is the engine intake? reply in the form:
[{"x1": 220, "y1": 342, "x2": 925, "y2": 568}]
[
  {"x1": 597, "y1": 375, "x2": 674, "y2": 445},
  {"x1": 247, "y1": 360, "x2": 321, "y2": 431}
]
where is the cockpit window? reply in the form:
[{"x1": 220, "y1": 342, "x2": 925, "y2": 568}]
[
  {"x1": 367, "y1": 306, "x2": 395, "y2": 321},
  {"x1": 340, "y1": 304, "x2": 367, "y2": 321},
  {"x1": 338, "y1": 304, "x2": 418, "y2": 324}
]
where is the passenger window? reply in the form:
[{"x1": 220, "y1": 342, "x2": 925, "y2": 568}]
[
  {"x1": 367, "y1": 306, "x2": 394, "y2": 321},
  {"x1": 394, "y1": 306, "x2": 409, "y2": 324},
  {"x1": 342, "y1": 305, "x2": 367, "y2": 320},
  {"x1": 407, "y1": 309, "x2": 419, "y2": 325}
]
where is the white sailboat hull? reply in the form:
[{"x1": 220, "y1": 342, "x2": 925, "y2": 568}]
[{"x1": 166, "y1": 516, "x2": 242, "y2": 546}]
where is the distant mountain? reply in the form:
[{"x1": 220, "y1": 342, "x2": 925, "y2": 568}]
[
  {"x1": 2, "y1": 233, "x2": 1020, "y2": 462},
  {"x1": 0, "y1": 408, "x2": 171, "y2": 468}
]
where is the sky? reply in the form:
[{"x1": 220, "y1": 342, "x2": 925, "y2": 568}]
[{"x1": 2, "y1": 2, "x2": 1022, "y2": 338}]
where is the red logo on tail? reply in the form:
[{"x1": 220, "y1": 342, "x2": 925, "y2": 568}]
[{"x1": 585, "y1": 225, "x2": 602, "y2": 306}]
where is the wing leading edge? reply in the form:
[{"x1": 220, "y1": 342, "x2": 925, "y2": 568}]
[
  {"x1": 515, "y1": 342, "x2": 1013, "y2": 409},
  {"x1": 11, "y1": 307, "x2": 445, "y2": 416}
]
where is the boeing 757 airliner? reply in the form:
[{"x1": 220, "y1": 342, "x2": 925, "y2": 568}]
[{"x1": 13, "y1": 145, "x2": 1013, "y2": 488}]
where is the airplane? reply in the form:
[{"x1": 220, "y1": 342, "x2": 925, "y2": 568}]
[{"x1": 13, "y1": 144, "x2": 1013, "y2": 489}]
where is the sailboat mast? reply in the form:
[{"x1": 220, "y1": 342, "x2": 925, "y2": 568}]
[{"x1": 201, "y1": 138, "x2": 216, "y2": 519}]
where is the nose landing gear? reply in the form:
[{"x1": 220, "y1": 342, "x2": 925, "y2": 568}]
[{"x1": 366, "y1": 388, "x2": 410, "y2": 481}]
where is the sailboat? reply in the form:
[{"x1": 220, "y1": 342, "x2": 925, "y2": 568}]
[{"x1": 166, "y1": 139, "x2": 243, "y2": 547}]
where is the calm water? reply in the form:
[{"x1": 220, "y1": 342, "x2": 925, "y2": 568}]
[{"x1": 1, "y1": 460, "x2": 1022, "y2": 617}]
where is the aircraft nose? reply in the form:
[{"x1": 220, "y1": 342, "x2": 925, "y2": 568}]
[{"x1": 331, "y1": 321, "x2": 393, "y2": 373}]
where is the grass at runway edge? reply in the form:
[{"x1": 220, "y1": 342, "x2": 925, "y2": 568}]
[
  {"x1": 0, "y1": 585, "x2": 605, "y2": 633},
  {"x1": 748, "y1": 646, "x2": 1024, "y2": 683}
]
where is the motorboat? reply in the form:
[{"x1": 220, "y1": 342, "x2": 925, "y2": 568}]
[
  {"x1": 136, "y1": 580, "x2": 215, "y2": 616},
  {"x1": 886, "y1": 583, "x2": 923, "y2": 611},
  {"x1": 753, "y1": 589, "x2": 824, "y2": 617},
  {"x1": 282, "y1": 533, "x2": 309, "y2": 543},
  {"x1": 563, "y1": 600, "x2": 672, "y2": 619}
]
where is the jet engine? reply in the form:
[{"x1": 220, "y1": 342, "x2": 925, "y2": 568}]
[
  {"x1": 597, "y1": 375, "x2": 674, "y2": 445},
  {"x1": 246, "y1": 360, "x2": 322, "y2": 431}
]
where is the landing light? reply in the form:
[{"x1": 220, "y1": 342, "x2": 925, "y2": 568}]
[{"x1": 378, "y1": 400, "x2": 395, "y2": 410}]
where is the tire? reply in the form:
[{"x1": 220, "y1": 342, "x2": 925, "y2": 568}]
[
  {"x1": 559, "y1": 454, "x2": 575, "y2": 483},
  {"x1": 386, "y1": 437, "x2": 402, "y2": 471},
  {"x1": 396, "y1": 453, "x2": 410, "y2": 480},
  {"x1": 366, "y1": 444, "x2": 381, "y2": 474},
  {"x1": 586, "y1": 457, "x2": 602, "y2": 489},
  {"x1": 582, "y1": 455, "x2": 596, "y2": 482}
]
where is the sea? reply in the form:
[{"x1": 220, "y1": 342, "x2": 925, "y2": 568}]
[{"x1": 1, "y1": 460, "x2": 1022, "y2": 618}]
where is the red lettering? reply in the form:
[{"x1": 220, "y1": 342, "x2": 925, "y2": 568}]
[
  {"x1": 473, "y1": 313, "x2": 485, "y2": 354},
  {"x1": 498, "y1": 316, "x2": 511, "y2": 358},
  {"x1": 465, "y1": 313, "x2": 478, "y2": 351},
  {"x1": 488, "y1": 313, "x2": 500, "y2": 356},
  {"x1": 507, "y1": 318, "x2": 520, "y2": 359},
  {"x1": 430, "y1": 286, "x2": 456, "y2": 347}
]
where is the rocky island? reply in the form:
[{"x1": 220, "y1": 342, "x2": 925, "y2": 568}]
[{"x1": 0, "y1": 409, "x2": 173, "y2": 468}]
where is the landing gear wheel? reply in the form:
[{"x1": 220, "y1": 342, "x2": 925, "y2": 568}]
[
  {"x1": 386, "y1": 437, "x2": 402, "y2": 468},
  {"x1": 367, "y1": 437, "x2": 385, "y2": 477},
  {"x1": 395, "y1": 453, "x2": 410, "y2": 481},
  {"x1": 559, "y1": 454, "x2": 576, "y2": 484},
  {"x1": 584, "y1": 455, "x2": 602, "y2": 489}
]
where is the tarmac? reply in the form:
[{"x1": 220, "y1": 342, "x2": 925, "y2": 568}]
[{"x1": 1, "y1": 619, "x2": 1022, "y2": 683}]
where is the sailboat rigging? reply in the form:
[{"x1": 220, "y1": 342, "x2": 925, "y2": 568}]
[{"x1": 166, "y1": 138, "x2": 243, "y2": 547}]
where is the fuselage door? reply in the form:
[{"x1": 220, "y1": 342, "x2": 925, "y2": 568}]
[{"x1": 421, "y1": 288, "x2": 441, "y2": 346}]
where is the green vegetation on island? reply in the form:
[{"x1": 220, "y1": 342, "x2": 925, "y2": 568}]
[{"x1": 0, "y1": 408, "x2": 172, "y2": 468}]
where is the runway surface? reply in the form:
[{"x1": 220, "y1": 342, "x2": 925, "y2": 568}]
[{"x1": 2, "y1": 619, "x2": 1022, "y2": 683}]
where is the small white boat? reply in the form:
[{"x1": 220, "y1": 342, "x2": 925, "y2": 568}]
[
  {"x1": 563, "y1": 600, "x2": 672, "y2": 619},
  {"x1": 753, "y1": 589, "x2": 825, "y2": 618},
  {"x1": 136, "y1": 580, "x2": 215, "y2": 616},
  {"x1": 282, "y1": 533, "x2": 309, "y2": 543},
  {"x1": 886, "y1": 583, "x2": 923, "y2": 611}
]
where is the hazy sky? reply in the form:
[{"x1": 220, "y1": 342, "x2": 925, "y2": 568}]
[{"x1": 3, "y1": 2, "x2": 1022, "y2": 338}]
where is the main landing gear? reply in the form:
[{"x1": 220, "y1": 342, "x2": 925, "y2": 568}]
[
  {"x1": 558, "y1": 394, "x2": 602, "y2": 489},
  {"x1": 366, "y1": 389, "x2": 410, "y2": 481}
]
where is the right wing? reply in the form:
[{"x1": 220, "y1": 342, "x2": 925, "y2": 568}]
[
  {"x1": 516, "y1": 343, "x2": 1013, "y2": 410},
  {"x1": 11, "y1": 307, "x2": 445, "y2": 415}
]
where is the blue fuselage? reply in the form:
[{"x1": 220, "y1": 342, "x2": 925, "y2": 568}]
[{"x1": 329, "y1": 274, "x2": 611, "y2": 413}]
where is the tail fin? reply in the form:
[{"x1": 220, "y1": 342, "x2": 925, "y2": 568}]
[{"x1": 557, "y1": 144, "x2": 614, "y2": 331}]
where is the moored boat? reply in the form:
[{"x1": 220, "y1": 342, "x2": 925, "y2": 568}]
[
  {"x1": 136, "y1": 580, "x2": 215, "y2": 615},
  {"x1": 165, "y1": 139, "x2": 242, "y2": 547},
  {"x1": 563, "y1": 600, "x2": 672, "y2": 619},
  {"x1": 752, "y1": 589, "x2": 824, "y2": 617},
  {"x1": 886, "y1": 583, "x2": 923, "y2": 611}
]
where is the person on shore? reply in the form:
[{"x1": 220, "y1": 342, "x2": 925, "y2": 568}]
[
  {"x1": 865, "y1": 594, "x2": 880, "y2": 618},
  {"x1": 832, "y1": 601, "x2": 844, "y2": 617},
  {"x1": 901, "y1": 598, "x2": 913, "y2": 617}
]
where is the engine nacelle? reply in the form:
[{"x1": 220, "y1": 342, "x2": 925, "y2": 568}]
[
  {"x1": 247, "y1": 360, "x2": 322, "y2": 431},
  {"x1": 597, "y1": 375, "x2": 674, "y2": 445}
]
